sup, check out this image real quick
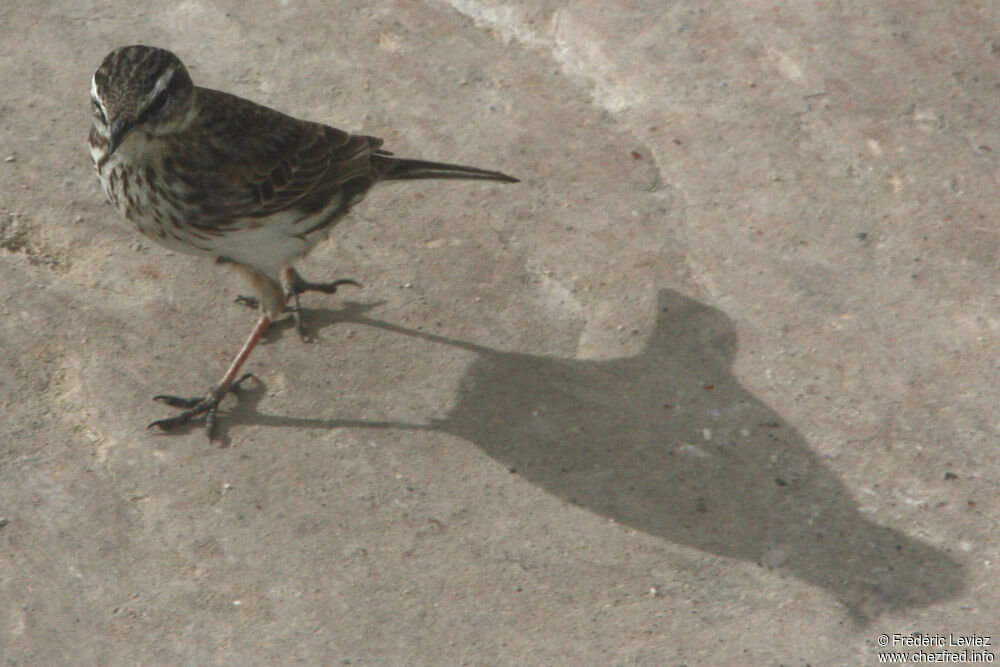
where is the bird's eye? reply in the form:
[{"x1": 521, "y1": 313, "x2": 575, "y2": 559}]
[
  {"x1": 91, "y1": 98, "x2": 107, "y2": 125},
  {"x1": 147, "y1": 89, "x2": 169, "y2": 114}
]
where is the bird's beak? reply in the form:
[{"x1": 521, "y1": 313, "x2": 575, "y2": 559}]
[{"x1": 108, "y1": 117, "x2": 133, "y2": 155}]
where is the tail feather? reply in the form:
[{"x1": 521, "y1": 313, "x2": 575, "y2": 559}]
[{"x1": 376, "y1": 155, "x2": 519, "y2": 184}]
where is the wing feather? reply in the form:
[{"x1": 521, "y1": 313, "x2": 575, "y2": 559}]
[{"x1": 185, "y1": 88, "x2": 382, "y2": 230}]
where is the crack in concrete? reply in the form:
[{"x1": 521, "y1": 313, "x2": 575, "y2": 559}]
[
  {"x1": 438, "y1": 0, "x2": 674, "y2": 203},
  {"x1": 439, "y1": 0, "x2": 549, "y2": 48},
  {"x1": 439, "y1": 0, "x2": 632, "y2": 113}
]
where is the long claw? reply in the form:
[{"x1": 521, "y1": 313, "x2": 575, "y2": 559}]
[
  {"x1": 148, "y1": 412, "x2": 197, "y2": 432},
  {"x1": 153, "y1": 394, "x2": 203, "y2": 409},
  {"x1": 291, "y1": 278, "x2": 361, "y2": 296}
]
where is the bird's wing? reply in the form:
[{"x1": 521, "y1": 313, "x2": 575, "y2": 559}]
[{"x1": 191, "y1": 88, "x2": 383, "y2": 228}]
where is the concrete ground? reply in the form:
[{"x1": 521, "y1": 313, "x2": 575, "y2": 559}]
[{"x1": 1, "y1": 0, "x2": 998, "y2": 663}]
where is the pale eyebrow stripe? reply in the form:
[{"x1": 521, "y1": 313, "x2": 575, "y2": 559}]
[
  {"x1": 149, "y1": 65, "x2": 177, "y2": 100},
  {"x1": 90, "y1": 74, "x2": 109, "y2": 120}
]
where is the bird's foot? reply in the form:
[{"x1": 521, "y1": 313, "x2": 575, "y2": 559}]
[
  {"x1": 148, "y1": 373, "x2": 257, "y2": 441},
  {"x1": 237, "y1": 275, "x2": 361, "y2": 342},
  {"x1": 236, "y1": 277, "x2": 361, "y2": 308}
]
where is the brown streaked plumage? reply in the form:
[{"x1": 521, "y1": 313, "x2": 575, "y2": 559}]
[{"x1": 89, "y1": 44, "x2": 518, "y2": 440}]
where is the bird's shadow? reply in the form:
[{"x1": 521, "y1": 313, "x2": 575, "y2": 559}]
[{"x1": 224, "y1": 289, "x2": 965, "y2": 621}]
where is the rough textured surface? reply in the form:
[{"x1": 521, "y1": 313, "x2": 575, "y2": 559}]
[{"x1": 1, "y1": 1, "x2": 997, "y2": 663}]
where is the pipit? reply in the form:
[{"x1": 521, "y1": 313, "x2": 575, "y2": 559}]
[{"x1": 89, "y1": 45, "x2": 518, "y2": 439}]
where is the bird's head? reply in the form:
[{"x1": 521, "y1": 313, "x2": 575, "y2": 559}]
[{"x1": 91, "y1": 45, "x2": 196, "y2": 155}]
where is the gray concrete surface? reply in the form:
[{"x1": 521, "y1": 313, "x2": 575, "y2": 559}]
[{"x1": 1, "y1": 0, "x2": 997, "y2": 663}]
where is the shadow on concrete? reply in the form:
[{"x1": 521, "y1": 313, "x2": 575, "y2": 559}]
[{"x1": 232, "y1": 289, "x2": 966, "y2": 621}]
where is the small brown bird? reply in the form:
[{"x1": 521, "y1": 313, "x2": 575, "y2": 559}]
[{"x1": 89, "y1": 45, "x2": 518, "y2": 439}]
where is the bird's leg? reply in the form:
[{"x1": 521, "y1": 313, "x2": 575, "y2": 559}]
[
  {"x1": 281, "y1": 267, "x2": 360, "y2": 342},
  {"x1": 149, "y1": 314, "x2": 271, "y2": 440},
  {"x1": 232, "y1": 268, "x2": 359, "y2": 340}
]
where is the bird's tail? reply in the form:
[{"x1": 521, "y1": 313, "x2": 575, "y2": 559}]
[{"x1": 376, "y1": 154, "x2": 519, "y2": 184}]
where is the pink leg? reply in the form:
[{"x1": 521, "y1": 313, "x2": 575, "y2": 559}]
[
  {"x1": 149, "y1": 314, "x2": 272, "y2": 440},
  {"x1": 216, "y1": 314, "x2": 271, "y2": 390}
]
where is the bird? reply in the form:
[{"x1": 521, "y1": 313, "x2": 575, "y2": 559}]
[{"x1": 89, "y1": 44, "x2": 519, "y2": 440}]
